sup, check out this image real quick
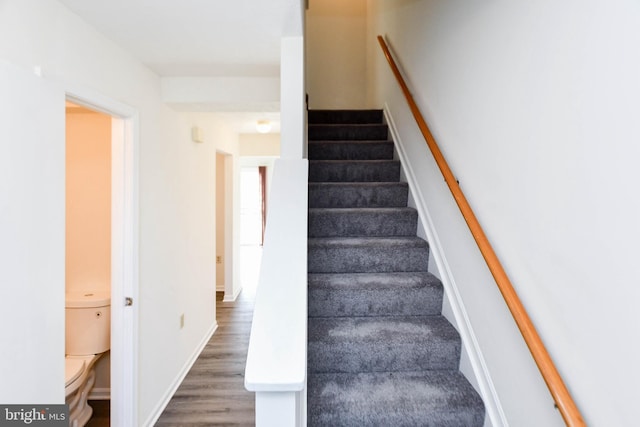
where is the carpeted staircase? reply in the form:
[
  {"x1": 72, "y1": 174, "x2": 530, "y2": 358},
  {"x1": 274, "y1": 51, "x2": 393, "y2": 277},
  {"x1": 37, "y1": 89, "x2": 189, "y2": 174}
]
[{"x1": 307, "y1": 109, "x2": 485, "y2": 426}]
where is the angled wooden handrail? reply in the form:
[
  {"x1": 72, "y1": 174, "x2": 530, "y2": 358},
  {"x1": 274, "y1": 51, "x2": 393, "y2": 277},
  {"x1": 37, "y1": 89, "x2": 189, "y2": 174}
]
[{"x1": 377, "y1": 35, "x2": 585, "y2": 427}]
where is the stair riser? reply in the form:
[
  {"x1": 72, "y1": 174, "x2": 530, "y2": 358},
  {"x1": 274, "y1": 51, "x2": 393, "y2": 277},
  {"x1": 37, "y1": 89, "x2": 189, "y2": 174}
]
[
  {"x1": 308, "y1": 184, "x2": 409, "y2": 208},
  {"x1": 308, "y1": 287, "x2": 443, "y2": 317},
  {"x1": 307, "y1": 245, "x2": 429, "y2": 273},
  {"x1": 309, "y1": 125, "x2": 388, "y2": 141},
  {"x1": 309, "y1": 142, "x2": 394, "y2": 160},
  {"x1": 308, "y1": 110, "x2": 383, "y2": 124},
  {"x1": 309, "y1": 161, "x2": 400, "y2": 183},
  {"x1": 308, "y1": 209, "x2": 418, "y2": 237}
]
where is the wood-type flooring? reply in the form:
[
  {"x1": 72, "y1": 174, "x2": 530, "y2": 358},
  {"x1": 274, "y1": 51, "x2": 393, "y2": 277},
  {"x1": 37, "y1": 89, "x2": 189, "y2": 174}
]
[{"x1": 155, "y1": 291, "x2": 255, "y2": 426}]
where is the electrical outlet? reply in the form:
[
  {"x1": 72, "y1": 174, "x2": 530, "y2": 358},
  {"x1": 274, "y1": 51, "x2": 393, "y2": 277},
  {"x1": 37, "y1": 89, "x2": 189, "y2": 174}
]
[
  {"x1": 216, "y1": 256, "x2": 222, "y2": 264},
  {"x1": 180, "y1": 314, "x2": 185, "y2": 329}
]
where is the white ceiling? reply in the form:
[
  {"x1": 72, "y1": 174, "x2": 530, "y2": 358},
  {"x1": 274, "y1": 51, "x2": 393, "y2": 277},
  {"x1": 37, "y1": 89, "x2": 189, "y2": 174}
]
[
  {"x1": 217, "y1": 111, "x2": 281, "y2": 134},
  {"x1": 58, "y1": 0, "x2": 301, "y2": 77},
  {"x1": 58, "y1": 0, "x2": 304, "y2": 131}
]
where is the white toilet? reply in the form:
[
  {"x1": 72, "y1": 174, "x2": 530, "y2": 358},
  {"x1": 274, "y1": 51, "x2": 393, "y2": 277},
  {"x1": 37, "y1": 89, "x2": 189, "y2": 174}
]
[{"x1": 65, "y1": 290, "x2": 111, "y2": 427}]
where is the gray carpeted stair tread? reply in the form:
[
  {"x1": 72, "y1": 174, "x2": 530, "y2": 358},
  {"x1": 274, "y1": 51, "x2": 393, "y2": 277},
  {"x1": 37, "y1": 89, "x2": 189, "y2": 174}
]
[
  {"x1": 308, "y1": 236, "x2": 429, "y2": 274},
  {"x1": 309, "y1": 160, "x2": 400, "y2": 182},
  {"x1": 308, "y1": 207, "x2": 418, "y2": 237},
  {"x1": 308, "y1": 109, "x2": 383, "y2": 124},
  {"x1": 309, "y1": 140, "x2": 394, "y2": 160},
  {"x1": 309, "y1": 124, "x2": 388, "y2": 141},
  {"x1": 308, "y1": 182, "x2": 409, "y2": 208},
  {"x1": 307, "y1": 371, "x2": 485, "y2": 426},
  {"x1": 308, "y1": 272, "x2": 443, "y2": 317},
  {"x1": 308, "y1": 315, "x2": 460, "y2": 373}
]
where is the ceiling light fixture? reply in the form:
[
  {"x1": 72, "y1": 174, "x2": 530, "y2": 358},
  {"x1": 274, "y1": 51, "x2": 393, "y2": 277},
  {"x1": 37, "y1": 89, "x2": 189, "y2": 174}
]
[{"x1": 256, "y1": 119, "x2": 272, "y2": 134}]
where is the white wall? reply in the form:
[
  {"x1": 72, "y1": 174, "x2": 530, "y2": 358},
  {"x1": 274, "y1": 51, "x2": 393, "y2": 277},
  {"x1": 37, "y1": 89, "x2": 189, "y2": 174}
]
[
  {"x1": 281, "y1": 36, "x2": 306, "y2": 159},
  {"x1": 239, "y1": 133, "x2": 281, "y2": 157},
  {"x1": 162, "y1": 76, "x2": 280, "y2": 112},
  {"x1": 0, "y1": 60, "x2": 66, "y2": 404},
  {"x1": 306, "y1": 0, "x2": 368, "y2": 109},
  {"x1": 140, "y1": 111, "x2": 240, "y2": 419},
  {"x1": 184, "y1": 113, "x2": 243, "y2": 302},
  {"x1": 0, "y1": 0, "x2": 229, "y2": 423},
  {"x1": 368, "y1": 1, "x2": 640, "y2": 426}
]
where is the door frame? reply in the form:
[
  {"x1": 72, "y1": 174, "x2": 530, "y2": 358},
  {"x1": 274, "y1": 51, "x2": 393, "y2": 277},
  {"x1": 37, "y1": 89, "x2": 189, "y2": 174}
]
[
  {"x1": 66, "y1": 89, "x2": 139, "y2": 426},
  {"x1": 218, "y1": 151, "x2": 236, "y2": 302}
]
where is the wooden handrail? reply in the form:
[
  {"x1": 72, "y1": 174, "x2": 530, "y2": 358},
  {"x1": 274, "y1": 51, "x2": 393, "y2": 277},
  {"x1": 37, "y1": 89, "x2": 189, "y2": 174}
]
[{"x1": 377, "y1": 35, "x2": 585, "y2": 427}]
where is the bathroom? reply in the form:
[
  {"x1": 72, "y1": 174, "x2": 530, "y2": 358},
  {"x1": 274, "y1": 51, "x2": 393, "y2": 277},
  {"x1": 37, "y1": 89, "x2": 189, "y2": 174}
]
[{"x1": 65, "y1": 102, "x2": 112, "y2": 426}]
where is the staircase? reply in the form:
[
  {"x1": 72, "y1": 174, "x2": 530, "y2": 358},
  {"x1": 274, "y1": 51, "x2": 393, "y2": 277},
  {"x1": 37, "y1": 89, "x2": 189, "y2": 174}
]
[{"x1": 307, "y1": 109, "x2": 485, "y2": 425}]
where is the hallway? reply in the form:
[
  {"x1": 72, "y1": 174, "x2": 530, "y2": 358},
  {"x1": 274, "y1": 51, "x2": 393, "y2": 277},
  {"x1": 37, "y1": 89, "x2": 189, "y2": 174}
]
[{"x1": 155, "y1": 246, "x2": 261, "y2": 426}]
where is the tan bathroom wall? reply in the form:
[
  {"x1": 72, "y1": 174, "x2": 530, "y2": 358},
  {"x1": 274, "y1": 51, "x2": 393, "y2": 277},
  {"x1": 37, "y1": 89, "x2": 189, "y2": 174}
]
[
  {"x1": 90, "y1": 351, "x2": 111, "y2": 399},
  {"x1": 65, "y1": 107, "x2": 111, "y2": 293},
  {"x1": 66, "y1": 107, "x2": 112, "y2": 397}
]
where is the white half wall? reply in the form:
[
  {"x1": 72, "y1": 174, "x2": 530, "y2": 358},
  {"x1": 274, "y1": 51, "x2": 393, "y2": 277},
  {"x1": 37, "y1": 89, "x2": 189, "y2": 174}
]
[{"x1": 368, "y1": 1, "x2": 640, "y2": 426}]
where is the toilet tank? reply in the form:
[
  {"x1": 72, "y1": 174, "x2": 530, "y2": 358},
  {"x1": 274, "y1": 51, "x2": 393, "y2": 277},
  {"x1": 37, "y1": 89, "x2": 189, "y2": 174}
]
[{"x1": 65, "y1": 290, "x2": 111, "y2": 356}]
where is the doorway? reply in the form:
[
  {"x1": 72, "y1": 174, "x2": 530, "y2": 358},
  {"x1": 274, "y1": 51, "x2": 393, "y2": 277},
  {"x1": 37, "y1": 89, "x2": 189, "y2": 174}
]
[
  {"x1": 65, "y1": 93, "x2": 138, "y2": 426},
  {"x1": 240, "y1": 167, "x2": 264, "y2": 246},
  {"x1": 240, "y1": 166, "x2": 269, "y2": 294},
  {"x1": 65, "y1": 103, "x2": 112, "y2": 425},
  {"x1": 216, "y1": 152, "x2": 237, "y2": 302}
]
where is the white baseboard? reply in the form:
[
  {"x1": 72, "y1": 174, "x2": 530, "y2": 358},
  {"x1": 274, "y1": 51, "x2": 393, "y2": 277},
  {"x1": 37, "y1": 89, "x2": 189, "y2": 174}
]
[
  {"x1": 384, "y1": 104, "x2": 507, "y2": 427},
  {"x1": 142, "y1": 321, "x2": 219, "y2": 427},
  {"x1": 88, "y1": 387, "x2": 110, "y2": 400},
  {"x1": 223, "y1": 286, "x2": 242, "y2": 302}
]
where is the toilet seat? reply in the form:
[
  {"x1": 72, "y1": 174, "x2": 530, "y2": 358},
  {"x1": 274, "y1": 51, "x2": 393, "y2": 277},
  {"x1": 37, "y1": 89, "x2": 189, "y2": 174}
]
[
  {"x1": 65, "y1": 358, "x2": 85, "y2": 388},
  {"x1": 65, "y1": 354, "x2": 97, "y2": 396},
  {"x1": 65, "y1": 354, "x2": 101, "y2": 427}
]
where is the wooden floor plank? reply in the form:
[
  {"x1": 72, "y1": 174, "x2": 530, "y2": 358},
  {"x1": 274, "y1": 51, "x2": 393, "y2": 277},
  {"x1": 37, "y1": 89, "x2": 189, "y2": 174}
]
[{"x1": 155, "y1": 291, "x2": 255, "y2": 426}]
